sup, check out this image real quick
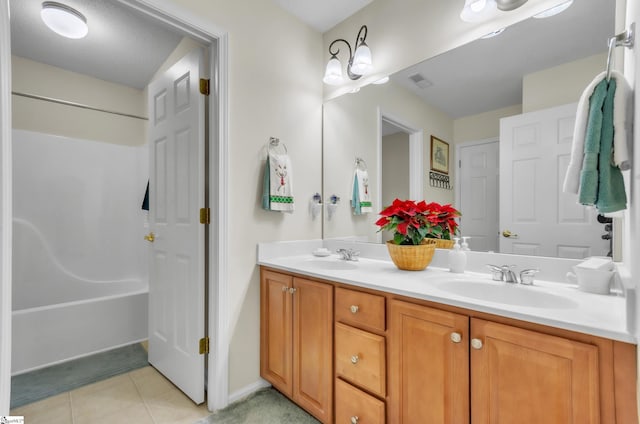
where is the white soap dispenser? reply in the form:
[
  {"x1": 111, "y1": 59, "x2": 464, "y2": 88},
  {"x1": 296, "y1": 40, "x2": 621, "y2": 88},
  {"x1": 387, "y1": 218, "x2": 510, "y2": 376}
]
[
  {"x1": 449, "y1": 237, "x2": 467, "y2": 274},
  {"x1": 461, "y1": 236, "x2": 471, "y2": 251}
]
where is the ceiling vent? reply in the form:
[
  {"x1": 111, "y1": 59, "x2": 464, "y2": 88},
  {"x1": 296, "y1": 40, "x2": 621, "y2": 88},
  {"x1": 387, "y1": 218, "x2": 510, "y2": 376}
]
[{"x1": 408, "y1": 73, "x2": 433, "y2": 89}]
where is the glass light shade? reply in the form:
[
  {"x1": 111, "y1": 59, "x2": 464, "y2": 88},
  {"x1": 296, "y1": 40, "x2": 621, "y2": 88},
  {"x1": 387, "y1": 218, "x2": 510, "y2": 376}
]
[
  {"x1": 323, "y1": 56, "x2": 343, "y2": 85},
  {"x1": 350, "y1": 43, "x2": 372, "y2": 76},
  {"x1": 41, "y1": 2, "x2": 88, "y2": 39},
  {"x1": 496, "y1": 0, "x2": 528, "y2": 11},
  {"x1": 533, "y1": 0, "x2": 573, "y2": 18},
  {"x1": 460, "y1": 0, "x2": 497, "y2": 22}
]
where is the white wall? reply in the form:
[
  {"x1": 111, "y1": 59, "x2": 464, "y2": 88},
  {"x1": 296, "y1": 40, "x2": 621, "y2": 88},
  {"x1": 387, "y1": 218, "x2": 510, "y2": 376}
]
[
  {"x1": 453, "y1": 104, "x2": 522, "y2": 144},
  {"x1": 11, "y1": 56, "x2": 146, "y2": 146}
]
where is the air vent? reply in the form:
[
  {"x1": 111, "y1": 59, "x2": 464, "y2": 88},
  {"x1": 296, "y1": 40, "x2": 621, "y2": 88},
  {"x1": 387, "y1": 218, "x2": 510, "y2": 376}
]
[{"x1": 408, "y1": 73, "x2": 433, "y2": 89}]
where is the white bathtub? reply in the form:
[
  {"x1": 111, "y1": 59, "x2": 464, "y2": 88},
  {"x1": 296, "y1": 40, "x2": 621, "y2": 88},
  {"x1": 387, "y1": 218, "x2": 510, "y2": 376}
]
[{"x1": 12, "y1": 130, "x2": 149, "y2": 375}]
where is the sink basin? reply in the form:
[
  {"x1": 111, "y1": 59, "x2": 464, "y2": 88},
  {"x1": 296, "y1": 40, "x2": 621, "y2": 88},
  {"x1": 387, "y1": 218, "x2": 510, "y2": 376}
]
[
  {"x1": 437, "y1": 281, "x2": 578, "y2": 309},
  {"x1": 303, "y1": 259, "x2": 358, "y2": 271}
]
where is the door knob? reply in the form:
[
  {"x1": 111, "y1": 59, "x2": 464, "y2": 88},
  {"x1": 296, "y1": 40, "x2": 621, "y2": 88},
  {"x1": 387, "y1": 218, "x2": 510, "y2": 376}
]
[
  {"x1": 502, "y1": 230, "x2": 518, "y2": 238},
  {"x1": 144, "y1": 232, "x2": 155, "y2": 242}
]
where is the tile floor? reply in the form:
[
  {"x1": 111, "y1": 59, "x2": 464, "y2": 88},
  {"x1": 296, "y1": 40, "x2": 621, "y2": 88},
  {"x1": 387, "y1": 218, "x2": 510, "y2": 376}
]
[{"x1": 10, "y1": 366, "x2": 211, "y2": 424}]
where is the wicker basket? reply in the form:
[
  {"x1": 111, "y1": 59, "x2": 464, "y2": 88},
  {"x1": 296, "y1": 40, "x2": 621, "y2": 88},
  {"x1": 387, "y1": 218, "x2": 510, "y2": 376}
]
[
  {"x1": 386, "y1": 239, "x2": 437, "y2": 271},
  {"x1": 433, "y1": 239, "x2": 455, "y2": 249}
]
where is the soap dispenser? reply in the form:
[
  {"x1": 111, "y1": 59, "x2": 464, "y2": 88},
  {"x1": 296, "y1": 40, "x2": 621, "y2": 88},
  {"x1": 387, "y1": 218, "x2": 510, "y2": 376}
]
[
  {"x1": 461, "y1": 236, "x2": 471, "y2": 251},
  {"x1": 449, "y1": 237, "x2": 467, "y2": 273}
]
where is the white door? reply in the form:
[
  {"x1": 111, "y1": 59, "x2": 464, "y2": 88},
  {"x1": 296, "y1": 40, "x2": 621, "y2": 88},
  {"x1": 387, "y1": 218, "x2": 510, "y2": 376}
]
[
  {"x1": 147, "y1": 48, "x2": 206, "y2": 404},
  {"x1": 458, "y1": 140, "x2": 499, "y2": 252},
  {"x1": 499, "y1": 103, "x2": 608, "y2": 258}
]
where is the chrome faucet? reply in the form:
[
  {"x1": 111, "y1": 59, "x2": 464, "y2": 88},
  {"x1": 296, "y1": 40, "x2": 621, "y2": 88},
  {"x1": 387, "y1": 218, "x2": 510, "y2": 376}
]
[
  {"x1": 486, "y1": 265, "x2": 539, "y2": 285},
  {"x1": 337, "y1": 248, "x2": 360, "y2": 261}
]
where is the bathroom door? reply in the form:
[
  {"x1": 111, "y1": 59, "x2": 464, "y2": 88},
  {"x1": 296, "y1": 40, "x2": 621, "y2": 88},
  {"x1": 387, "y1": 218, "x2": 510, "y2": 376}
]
[
  {"x1": 499, "y1": 103, "x2": 608, "y2": 258},
  {"x1": 147, "y1": 48, "x2": 206, "y2": 404}
]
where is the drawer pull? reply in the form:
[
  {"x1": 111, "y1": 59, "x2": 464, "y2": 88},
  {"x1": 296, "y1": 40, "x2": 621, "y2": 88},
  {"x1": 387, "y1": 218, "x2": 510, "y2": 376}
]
[
  {"x1": 350, "y1": 355, "x2": 359, "y2": 364},
  {"x1": 350, "y1": 305, "x2": 359, "y2": 314},
  {"x1": 288, "y1": 287, "x2": 297, "y2": 294},
  {"x1": 350, "y1": 416, "x2": 359, "y2": 424},
  {"x1": 471, "y1": 338, "x2": 484, "y2": 350},
  {"x1": 450, "y1": 332, "x2": 462, "y2": 343}
]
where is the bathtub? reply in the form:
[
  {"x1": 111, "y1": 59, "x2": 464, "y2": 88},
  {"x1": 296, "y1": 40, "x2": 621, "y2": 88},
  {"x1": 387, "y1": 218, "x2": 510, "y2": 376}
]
[{"x1": 11, "y1": 130, "x2": 149, "y2": 375}]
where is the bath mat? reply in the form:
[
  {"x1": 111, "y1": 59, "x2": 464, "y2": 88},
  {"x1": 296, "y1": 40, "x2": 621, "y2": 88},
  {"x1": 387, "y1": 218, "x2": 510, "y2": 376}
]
[
  {"x1": 10, "y1": 343, "x2": 148, "y2": 409},
  {"x1": 196, "y1": 387, "x2": 320, "y2": 424}
]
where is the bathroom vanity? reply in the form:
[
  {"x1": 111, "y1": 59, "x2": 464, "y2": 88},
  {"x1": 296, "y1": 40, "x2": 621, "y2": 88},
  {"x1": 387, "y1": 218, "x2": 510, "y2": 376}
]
[{"x1": 258, "y1": 245, "x2": 637, "y2": 424}]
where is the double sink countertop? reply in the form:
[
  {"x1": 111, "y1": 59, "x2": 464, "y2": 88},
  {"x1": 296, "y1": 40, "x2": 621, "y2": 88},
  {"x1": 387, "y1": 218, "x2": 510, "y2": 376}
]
[{"x1": 258, "y1": 239, "x2": 636, "y2": 344}]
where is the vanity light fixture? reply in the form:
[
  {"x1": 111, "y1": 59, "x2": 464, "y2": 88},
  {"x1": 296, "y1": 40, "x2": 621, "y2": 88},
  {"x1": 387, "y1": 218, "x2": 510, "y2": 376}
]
[
  {"x1": 495, "y1": 0, "x2": 528, "y2": 11},
  {"x1": 481, "y1": 27, "x2": 506, "y2": 39},
  {"x1": 533, "y1": 0, "x2": 573, "y2": 19},
  {"x1": 323, "y1": 25, "x2": 373, "y2": 85},
  {"x1": 460, "y1": 0, "x2": 497, "y2": 22},
  {"x1": 41, "y1": 1, "x2": 88, "y2": 39},
  {"x1": 372, "y1": 76, "x2": 390, "y2": 85}
]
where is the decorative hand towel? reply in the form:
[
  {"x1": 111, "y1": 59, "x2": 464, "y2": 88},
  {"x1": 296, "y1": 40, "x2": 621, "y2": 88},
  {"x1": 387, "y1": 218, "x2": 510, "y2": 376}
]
[
  {"x1": 261, "y1": 157, "x2": 271, "y2": 210},
  {"x1": 595, "y1": 78, "x2": 627, "y2": 213},
  {"x1": 612, "y1": 71, "x2": 632, "y2": 170},
  {"x1": 351, "y1": 168, "x2": 372, "y2": 215},
  {"x1": 267, "y1": 153, "x2": 295, "y2": 212}
]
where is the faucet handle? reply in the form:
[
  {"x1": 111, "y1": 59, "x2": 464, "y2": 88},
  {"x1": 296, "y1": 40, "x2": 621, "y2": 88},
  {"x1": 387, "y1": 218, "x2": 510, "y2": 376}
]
[
  {"x1": 520, "y1": 269, "x2": 539, "y2": 285},
  {"x1": 486, "y1": 264, "x2": 503, "y2": 281}
]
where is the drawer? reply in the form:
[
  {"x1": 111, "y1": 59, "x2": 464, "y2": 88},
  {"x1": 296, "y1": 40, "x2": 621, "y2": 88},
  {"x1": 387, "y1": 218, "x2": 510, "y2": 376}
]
[
  {"x1": 335, "y1": 287, "x2": 385, "y2": 332},
  {"x1": 335, "y1": 378, "x2": 385, "y2": 424},
  {"x1": 335, "y1": 322, "x2": 386, "y2": 397}
]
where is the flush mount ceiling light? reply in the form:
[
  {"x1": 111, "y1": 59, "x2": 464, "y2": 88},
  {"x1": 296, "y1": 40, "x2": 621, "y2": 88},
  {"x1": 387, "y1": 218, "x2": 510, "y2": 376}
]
[
  {"x1": 533, "y1": 0, "x2": 573, "y2": 19},
  {"x1": 323, "y1": 25, "x2": 373, "y2": 85},
  {"x1": 41, "y1": 1, "x2": 88, "y2": 39},
  {"x1": 495, "y1": 0, "x2": 528, "y2": 11},
  {"x1": 460, "y1": 0, "x2": 498, "y2": 22}
]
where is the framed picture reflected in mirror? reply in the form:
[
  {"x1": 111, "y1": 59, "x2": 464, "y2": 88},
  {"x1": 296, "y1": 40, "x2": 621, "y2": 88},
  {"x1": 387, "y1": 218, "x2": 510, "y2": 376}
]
[{"x1": 430, "y1": 136, "x2": 449, "y2": 174}]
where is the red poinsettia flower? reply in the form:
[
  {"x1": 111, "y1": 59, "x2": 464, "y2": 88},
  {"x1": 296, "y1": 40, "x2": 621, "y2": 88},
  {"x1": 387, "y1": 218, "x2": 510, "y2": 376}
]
[{"x1": 376, "y1": 199, "x2": 461, "y2": 245}]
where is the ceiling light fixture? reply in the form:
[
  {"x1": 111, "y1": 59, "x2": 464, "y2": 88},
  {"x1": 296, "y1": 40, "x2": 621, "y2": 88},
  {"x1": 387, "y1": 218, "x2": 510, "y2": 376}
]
[
  {"x1": 481, "y1": 27, "x2": 506, "y2": 39},
  {"x1": 460, "y1": 0, "x2": 497, "y2": 22},
  {"x1": 323, "y1": 25, "x2": 373, "y2": 85},
  {"x1": 533, "y1": 0, "x2": 573, "y2": 19},
  {"x1": 41, "y1": 1, "x2": 88, "y2": 39}
]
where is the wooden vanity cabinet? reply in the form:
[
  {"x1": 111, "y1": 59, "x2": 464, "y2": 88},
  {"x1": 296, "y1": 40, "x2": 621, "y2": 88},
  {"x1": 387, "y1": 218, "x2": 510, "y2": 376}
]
[
  {"x1": 471, "y1": 318, "x2": 600, "y2": 424},
  {"x1": 260, "y1": 269, "x2": 333, "y2": 423},
  {"x1": 389, "y1": 299, "x2": 470, "y2": 424}
]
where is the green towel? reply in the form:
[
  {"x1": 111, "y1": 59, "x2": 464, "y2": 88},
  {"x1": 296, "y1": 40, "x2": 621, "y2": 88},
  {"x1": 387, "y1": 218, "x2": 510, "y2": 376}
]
[
  {"x1": 596, "y1": 78, "x2": 627, "y2": 213},
  {"x1": 351, "y1": 176, "x2": 361, "y2": 215},
  {"x1": 578, "y1": 79, "x2": 607, "y2": 205}
]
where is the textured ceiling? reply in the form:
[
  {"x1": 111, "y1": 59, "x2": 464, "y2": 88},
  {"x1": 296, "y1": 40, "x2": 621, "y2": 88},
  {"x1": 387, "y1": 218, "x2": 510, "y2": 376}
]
[{"x1": 9, "y1": 0, "x2": 183, "y2": 89}]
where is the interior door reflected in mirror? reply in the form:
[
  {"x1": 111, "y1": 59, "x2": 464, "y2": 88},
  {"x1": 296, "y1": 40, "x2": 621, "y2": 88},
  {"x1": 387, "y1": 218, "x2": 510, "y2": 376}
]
[{"x1": 321, "y1": 0, "x2": 618, "y2": 260}]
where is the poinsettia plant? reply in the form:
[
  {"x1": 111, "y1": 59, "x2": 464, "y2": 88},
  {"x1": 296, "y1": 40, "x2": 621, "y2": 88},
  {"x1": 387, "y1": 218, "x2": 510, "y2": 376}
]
[{"x1": 375, "y1": 199, "x2": 461, "y2": 245}]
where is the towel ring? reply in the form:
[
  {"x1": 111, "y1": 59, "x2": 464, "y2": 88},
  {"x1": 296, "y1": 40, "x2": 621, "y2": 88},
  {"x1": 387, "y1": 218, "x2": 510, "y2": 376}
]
[
  {"x1": 268, "y1": 137, "x2": 287, "y2": 155},
  {"x1": 355, "y1": 157, "x2": 367, "y2": 171},
  {"x1": 605, "y1": 24, "x2": 635, "y2": 81}
]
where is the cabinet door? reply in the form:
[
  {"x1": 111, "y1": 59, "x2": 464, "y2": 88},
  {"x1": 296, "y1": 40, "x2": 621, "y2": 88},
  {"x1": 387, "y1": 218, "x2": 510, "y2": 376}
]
[
  {"x1": 471, "y1": 318, "x2": 600, "y2": 424},
  {"x1": 260, "y1": 270, "x2": 294, "y2": 397},
  {"x1": 293, "y1": 277, "x2": 334, "y2": 423},
  {"x1": 389, "y1": 300, "x2": 469, "y2": 424}
]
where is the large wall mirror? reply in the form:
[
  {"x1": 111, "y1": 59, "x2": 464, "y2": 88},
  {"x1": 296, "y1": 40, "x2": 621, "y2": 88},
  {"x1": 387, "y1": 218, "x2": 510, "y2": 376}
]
[{"x1": 323, "y1": 0, "x2": 622, "y2": 259}]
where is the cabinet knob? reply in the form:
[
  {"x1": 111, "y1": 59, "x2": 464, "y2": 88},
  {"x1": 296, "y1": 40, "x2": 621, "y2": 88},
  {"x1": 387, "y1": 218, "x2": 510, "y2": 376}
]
[
  {"x1": 350, "y1": 355, "x2": 359, "y2": 364},
  {"x1": 471, "y1": 338, "x2": 484, "y2": 350},
  {"x1": 282, "y1": 286, "x2": 289, "y2": 292},
  {"x1": 450, "y1": 332, "x2": 462, "y2": 343},
  {"x1": 350, "y1": 305, "x2": 359, "y2": 314},
  {"x1": 351, "y1": 416, "x2": 359, "y2": 424},
  {"x1": 288, "y1": 287, "x2": 297, "y2": 294}
]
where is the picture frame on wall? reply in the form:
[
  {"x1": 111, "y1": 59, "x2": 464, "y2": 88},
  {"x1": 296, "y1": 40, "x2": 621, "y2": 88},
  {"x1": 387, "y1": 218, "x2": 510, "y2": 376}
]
[{"x1": 430, "y1": 136, "x2": 449, "y2": 174}]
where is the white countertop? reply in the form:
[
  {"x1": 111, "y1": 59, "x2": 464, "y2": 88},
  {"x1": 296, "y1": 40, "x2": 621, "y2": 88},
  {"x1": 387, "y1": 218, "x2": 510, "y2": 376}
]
[{"x1": 258, "y1": 247, "x2": 635, "y2": 344}]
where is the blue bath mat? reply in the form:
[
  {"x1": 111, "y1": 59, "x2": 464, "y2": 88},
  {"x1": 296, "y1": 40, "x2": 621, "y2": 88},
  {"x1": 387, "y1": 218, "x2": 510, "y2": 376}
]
[{"x1": 10, "y1": 343, "x2": 148, "y2": 409}]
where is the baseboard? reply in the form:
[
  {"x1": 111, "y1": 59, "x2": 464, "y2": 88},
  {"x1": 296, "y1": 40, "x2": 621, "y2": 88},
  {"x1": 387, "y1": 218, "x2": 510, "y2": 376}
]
[{"x1": 227, "y1": 378, "x2": 271, "y2": 405}]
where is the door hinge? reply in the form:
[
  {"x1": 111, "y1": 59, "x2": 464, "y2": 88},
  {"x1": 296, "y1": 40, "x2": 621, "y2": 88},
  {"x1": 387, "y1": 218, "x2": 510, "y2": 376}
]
[
  {"x1": 199, "y1": 78, "x2": 210, "y2": 96},
  {"x1": 200, "y1": 207, "x2": 210, "y2": 224},
  {"x1": 199, "y1": 337, "x2": 210, "y2": 355}
]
